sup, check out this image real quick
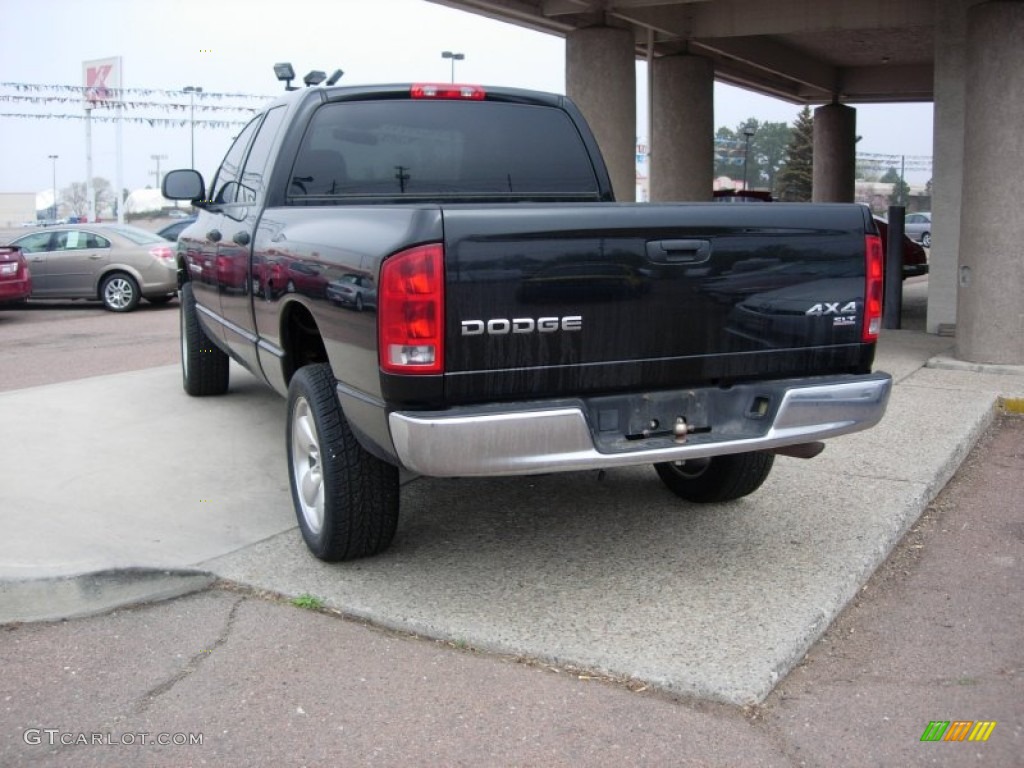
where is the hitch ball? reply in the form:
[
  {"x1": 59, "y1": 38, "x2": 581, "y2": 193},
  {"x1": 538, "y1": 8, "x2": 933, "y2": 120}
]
[{"x1": 673, "y1": 416, "x2": 689, "y2": 443}]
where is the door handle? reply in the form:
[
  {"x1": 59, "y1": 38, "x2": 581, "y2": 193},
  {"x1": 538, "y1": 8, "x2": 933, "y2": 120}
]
[
  {"x1": 207, "y1": 229, "x2": 222, "y2": 243},
  {"x1": 88, "y1": 254, "x2": 102, "y2": 260},
  {"x1": 30, "y1": 256, "x2": 45, "y2": 262},
  {"x1": 232, "y1": 231, "x2": 251, "y2": 246},
  {"x1": 645, "y1": 239, "x2": 711, "y2": 265}
]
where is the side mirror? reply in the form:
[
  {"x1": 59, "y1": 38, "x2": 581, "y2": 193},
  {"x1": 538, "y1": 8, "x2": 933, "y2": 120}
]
[{"x1": 163, "y1": 169, "x2": 206, "y2": 204}]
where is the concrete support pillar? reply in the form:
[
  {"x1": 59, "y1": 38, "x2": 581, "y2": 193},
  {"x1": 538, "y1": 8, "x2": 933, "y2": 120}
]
[
  {"x1": 927, "y1": 0, "x2": 971, "y2": 335},
  {"x1": 956, "y1": 0, "x2": 1024, "y2": 364},
  {"x1": 567, "y1": 26, "x2": 636, "y2": 202},
  {"x1": 650, "y1": 54, "x2": 714, "y2": 202},
  {"x1": 811, "y1": 104, "x2": 856, "y2": 202}
]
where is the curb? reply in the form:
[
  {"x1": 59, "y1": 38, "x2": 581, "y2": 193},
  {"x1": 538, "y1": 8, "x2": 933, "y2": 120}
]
[{"x1": 0, "y1": 568, "x2": 216, "y2": 624}]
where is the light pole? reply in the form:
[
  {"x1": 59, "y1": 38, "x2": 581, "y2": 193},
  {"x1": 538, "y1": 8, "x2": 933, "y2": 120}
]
[
  {"x1": 441, "y1": 50, "x2": 464, "y2": 83},
  {"x1": 742, "y1": 127, "x2": 755, "y2": 191},
  {"x1": 183, "y1": 86, "x2": 202, "y2": 169},
  {"x1": 47, "y1": 154, "x2": 59, "y2": 221}
]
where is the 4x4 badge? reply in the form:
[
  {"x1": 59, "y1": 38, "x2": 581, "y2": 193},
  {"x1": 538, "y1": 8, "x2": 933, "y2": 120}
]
[{"x1": 805, "y1": 301, "x2": 857, "y2": 316}]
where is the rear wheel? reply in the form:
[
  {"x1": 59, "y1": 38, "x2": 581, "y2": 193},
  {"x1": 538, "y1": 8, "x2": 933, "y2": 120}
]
[
  {"x1": 180, "y1": 282, "x2": 229, "y2": 396},
  {"x1": 287, "y1": 363, "x2": 399, "y2": 561},
  {"x1": 101, "y1": 273, "x2": 140, "y2": 312},
  {"x1": 921, "y1": 232, "x2": 931, "y2": 248},
  {"x1": 654, "y1": 452, "x2": 775, "y2": 503}
]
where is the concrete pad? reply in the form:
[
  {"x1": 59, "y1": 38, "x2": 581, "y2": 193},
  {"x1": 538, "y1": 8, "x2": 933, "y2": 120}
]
[
  {"x1": 875, "y1": 328, "x2": 954, "y2": 383},
  {"x1": 0, "y1": 363, "x2": 294, "y2": 580}
]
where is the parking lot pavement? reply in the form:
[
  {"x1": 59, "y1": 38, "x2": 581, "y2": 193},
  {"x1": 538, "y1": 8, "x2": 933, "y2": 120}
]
[{"x1": 0, "y1": 299, "x2": 179, "y2": 392}]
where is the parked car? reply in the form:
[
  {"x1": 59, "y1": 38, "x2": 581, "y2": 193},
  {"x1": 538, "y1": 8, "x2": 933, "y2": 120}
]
[
  {"x1": 903, "y1": 211, "x2": 931, "y2": 248},
  {"x1": 873, "y1": 217, "x2": 929, "y2": 279},
  {"x1": 326, "y1": 273, "x2": 377, "y2": 311},
  {"x1": 0, "y1": 246, "x2": 32, "y2": 305},
  {"x1": 157, "y1": 216, "x2": 197, "y2": 241},
  {"x1": 5, "y1": 224, "x2": 178, "y2": 311}
]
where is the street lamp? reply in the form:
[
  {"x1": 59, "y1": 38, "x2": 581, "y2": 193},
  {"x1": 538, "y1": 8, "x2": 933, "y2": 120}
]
[
  {"x1": 441, "y1": 50, "x2": 464, "y2": 83},
  {"x1": 183, "y1": 86, "x2": 203, "y2": 169},
  {"x1": 47, "y1": 154, "x2": 58, "y2": 221},
  {"x1": 742, "y1": 126, "x2": 755, "y2": 191}
]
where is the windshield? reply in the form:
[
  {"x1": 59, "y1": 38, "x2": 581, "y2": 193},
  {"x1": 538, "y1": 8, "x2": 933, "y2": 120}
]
[{"x1": 288, "y1": 100, "x2": 601, "y2": 201}]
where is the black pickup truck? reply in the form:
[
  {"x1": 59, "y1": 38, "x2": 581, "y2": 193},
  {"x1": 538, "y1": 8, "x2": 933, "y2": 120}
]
[{"x1": 163, "y1": 83, "x2": 891, "y2": 561}]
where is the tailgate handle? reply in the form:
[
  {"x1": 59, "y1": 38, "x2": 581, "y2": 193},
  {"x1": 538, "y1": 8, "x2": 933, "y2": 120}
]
[{"x1": 646, "y1": 239, "x2": 711, "y2": 264}]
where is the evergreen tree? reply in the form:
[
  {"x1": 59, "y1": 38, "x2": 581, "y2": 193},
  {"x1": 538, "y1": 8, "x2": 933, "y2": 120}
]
[
  {"x1": 776, "y1": 106, "x2": 813, "y2": 201},
  {"x1": 880, "y1": 167, "x2": 910, "y2": 207}
]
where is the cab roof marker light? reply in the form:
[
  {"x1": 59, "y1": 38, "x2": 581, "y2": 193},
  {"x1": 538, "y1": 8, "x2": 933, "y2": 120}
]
[{"x1": 410, "y1": 84, "x2": 486, "y2": 100}]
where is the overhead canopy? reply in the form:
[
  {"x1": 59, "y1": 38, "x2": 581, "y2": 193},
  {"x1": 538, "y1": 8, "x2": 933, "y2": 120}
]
[{"x1": 427, "y1": 0, "x2": 935, "y2": 103}]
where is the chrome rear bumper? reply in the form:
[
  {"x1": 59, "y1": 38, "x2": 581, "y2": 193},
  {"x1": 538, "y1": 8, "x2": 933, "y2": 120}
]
[{"x1": 388, "y1": 373, "x2": 892, "y2": 477}]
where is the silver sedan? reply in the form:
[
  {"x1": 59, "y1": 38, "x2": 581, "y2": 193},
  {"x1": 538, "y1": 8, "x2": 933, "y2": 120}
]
[
  {"x1": 6, "y1": 224, "x2": 177, "y2": 312},
  {"x1": 903, "y1": 212, "x2": 932, "y2": 248}
]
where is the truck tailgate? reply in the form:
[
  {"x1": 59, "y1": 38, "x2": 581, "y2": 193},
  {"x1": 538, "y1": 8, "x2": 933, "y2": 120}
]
[{"x1": 442, "y1": 202, "x2": 876, "y2": 404}]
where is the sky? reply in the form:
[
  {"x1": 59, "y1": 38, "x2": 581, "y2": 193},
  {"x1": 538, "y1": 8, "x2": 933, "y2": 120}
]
[{"x1": 0, "y1": 0, "x2": 935, "y2": 200}]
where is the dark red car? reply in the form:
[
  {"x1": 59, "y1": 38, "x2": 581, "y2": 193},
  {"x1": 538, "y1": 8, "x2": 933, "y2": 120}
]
[
  {"x1": 873, "y1": 217, "x2": 929, "y2": 279},
  {"x1": 0, "y1": 246, "x2": 32, "y2": 304}
]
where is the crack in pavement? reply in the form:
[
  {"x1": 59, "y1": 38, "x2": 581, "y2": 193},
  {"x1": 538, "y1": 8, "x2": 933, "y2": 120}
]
[{"x1": 133, "y1": 594, "x2": 244, "y2": 714}]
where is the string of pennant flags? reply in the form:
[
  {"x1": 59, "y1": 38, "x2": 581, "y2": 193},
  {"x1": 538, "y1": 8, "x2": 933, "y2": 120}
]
[
  {"x1": 0, "y1": 81, "x2": 271, "y2": 129},
  {"x1": 0, "y1": 81, "x2": 275, "y2": 101},
  {"x1": 1, "y1": 80, "x2": 933, "y2": 172},
  {"x1": 0, "y1": 93, "x2": 260, "y2": 114},
  {"x1": 0, "y1": 111, "x2": 250, "y2": 129}
]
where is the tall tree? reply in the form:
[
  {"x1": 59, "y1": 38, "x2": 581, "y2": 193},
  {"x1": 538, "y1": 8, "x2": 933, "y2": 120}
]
[
  {"x1": 713, "y1": 126, "x2": 742, "y2": 179},
  {"x1": 776, "y1": 106, "x2": 813, "y2": 201},
  {"x1": 880, "y1": 167, "x2": 910, "y2": 207},
  {"x1": 749, "y1": 121, "x2": 792, "y2": 192},
  {"x1": 60, "y1": 177, "x2": 115, "y2": 218}
]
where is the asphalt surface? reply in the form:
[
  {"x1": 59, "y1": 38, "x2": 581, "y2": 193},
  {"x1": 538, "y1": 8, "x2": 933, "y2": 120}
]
[{"x1": 1, "y1": 277, "x2": 1022, "y2": 766}]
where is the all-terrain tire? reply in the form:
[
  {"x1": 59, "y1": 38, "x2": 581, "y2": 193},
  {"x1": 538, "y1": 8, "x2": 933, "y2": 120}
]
[
  {"x1": 654, "y1": 451, "x2": 775, "y2": 503},
  {"x1": 287, "y1": 363, "x2": 400, "y2": 561},
  {"x1": 180, "y1": 282, "x2": 229, "y2": 396}
]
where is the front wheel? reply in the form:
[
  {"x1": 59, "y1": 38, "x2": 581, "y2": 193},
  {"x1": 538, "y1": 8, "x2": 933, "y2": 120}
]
[
  {"x1": 654, "y1": 452, "x2": 775, "y2": 503},
  {"x1": 287, "y1": 363, "x2": 399, "y2": 561},
  {"x1": 101, "y1": 273, "x2": 140, "y2": 312},
  {"x1": 921, "y1": 232, "x2": 931, "y2": 248}
]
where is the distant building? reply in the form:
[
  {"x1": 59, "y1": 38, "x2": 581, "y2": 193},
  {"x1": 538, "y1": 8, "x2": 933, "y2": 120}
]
[{"x1": 0, "y1": 193, "x2": 38, "y2": 227}]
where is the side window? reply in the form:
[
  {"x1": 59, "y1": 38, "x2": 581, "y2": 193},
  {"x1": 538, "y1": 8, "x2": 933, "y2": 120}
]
[
  {"x1": 211, "y1": 116, "x2": 261, "y2": 204},
  {"x1": 53, "y1": 230, "x2": 108, "y2": 250},
  {"x1": 14, "y1": 232, "x2": 53, "y2": 253},
  {"x1": 241, "y1": 106, "x2": 286, "y2": 196}
]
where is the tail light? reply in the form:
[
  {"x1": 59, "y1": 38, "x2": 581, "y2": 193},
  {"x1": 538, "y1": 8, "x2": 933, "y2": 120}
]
[
  {"x1": 410, "y1": 84, "x2": 485, "y2": 100},
  {"x1": 863, "y1": 234, "x2": 884, "y2": 342},
  {"x1": 379, "y1": 244, "x2": 445, "y2": 375},
  {"x1": 149, "y1": 245, "x2": 176, "y2": 266}
]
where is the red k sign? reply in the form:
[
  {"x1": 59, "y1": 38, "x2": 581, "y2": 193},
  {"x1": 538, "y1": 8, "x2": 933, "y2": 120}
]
[{"x1": 83, "y1": 57, "x2": 121, "y2": 105}]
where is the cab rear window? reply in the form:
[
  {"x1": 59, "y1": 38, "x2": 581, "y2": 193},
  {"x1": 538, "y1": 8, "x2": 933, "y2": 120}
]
[{"x1": 288, "y1": 100, "x2": 600, "y2": 201}]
